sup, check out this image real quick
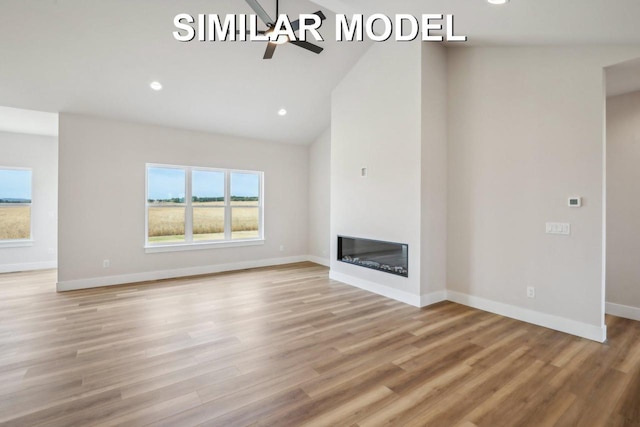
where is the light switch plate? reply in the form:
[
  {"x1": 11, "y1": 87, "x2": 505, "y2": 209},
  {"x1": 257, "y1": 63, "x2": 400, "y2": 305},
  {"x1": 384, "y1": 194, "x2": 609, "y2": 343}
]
[{"x1": 546, "y1": 223, "x2": 571, "y2": 235}]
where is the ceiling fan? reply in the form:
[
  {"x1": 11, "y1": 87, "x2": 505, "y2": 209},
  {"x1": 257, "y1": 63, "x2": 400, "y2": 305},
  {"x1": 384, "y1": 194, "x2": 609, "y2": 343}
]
[{"x1": 245, "y1": 0, "x2": 326, "y2": 59}]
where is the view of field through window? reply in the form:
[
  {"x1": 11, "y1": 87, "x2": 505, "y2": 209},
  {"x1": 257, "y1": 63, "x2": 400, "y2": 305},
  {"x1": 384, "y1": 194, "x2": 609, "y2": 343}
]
[
  {"x1": 0, "y1": 168, "x2": 32, "y2": 240},
  {"x1": 147, "y1": 167, "x2": 260, "y2": 243}
]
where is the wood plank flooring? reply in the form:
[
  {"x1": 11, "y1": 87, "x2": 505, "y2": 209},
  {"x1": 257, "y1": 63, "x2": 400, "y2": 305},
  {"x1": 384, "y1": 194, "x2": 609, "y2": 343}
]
[{"x1": 0, "y1": 262, "x2": 639, "y2": 426}]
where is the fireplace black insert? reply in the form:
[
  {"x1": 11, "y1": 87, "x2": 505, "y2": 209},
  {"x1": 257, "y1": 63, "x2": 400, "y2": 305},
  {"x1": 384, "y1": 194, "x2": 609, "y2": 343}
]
[{"x1": 337, "y1": 236, "x2": 408, "y2": 277}]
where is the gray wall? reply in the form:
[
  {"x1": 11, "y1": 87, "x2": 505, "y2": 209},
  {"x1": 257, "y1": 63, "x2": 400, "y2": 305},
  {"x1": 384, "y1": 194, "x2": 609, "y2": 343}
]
[
  {"x1": 58, "y1": 113, "x2": 309, "y2": 288},
  {"x1": 0, "y1": 131, "x2": 58, "y2": 272},
  {"x1": 331, "y1": 41, "x2": 423, "y2": 297},
  {"x1": 420, "y1": 42, "x2": 448, "y2": 299},
  {"x1": 606, "y1": 90, "x2": 640, "y2": 315},
  {"x1": 308, "y1": 127, "x2": 331, "y2": 264},
  {"x1": 447, "y1": 46, "x2": 640, "y2": 330}
]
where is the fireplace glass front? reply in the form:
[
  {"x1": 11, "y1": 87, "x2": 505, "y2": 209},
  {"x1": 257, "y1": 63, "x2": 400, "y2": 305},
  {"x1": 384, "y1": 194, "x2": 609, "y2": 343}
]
[{"x1": 337, "y1": 236, "x2": 408, "y2": 277}]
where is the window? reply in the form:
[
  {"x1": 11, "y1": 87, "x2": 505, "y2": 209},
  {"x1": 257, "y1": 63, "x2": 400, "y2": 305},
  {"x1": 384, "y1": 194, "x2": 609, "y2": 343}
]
[
  {"x1": 0, "y1": 168, "x2": 33, "y2": 242},
  {"x1": 146, "y1": 164, "x2": 263, "y2": 249}
]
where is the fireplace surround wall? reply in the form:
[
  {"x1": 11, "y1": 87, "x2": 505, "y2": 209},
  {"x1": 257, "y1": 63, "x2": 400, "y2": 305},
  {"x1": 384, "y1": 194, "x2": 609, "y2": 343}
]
[{"x1": 337, "y1": 236, "x2": 408, "y2": 277}]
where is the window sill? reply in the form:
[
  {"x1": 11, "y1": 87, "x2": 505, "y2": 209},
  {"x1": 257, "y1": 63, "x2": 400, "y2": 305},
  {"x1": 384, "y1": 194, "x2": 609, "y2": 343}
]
[
  {"x1": 0, "y1": 240, "x2": 34, "y2": 248},
  {"x1": 145, "y1": 239, "x2": 265, "y2": 253}
]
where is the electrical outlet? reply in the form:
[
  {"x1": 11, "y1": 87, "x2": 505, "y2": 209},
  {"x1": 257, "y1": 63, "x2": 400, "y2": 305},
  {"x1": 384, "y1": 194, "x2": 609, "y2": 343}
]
[
  {"x1": 546, "y1": 223, "x2": 571, "y2": 235},
  {"x1": 103, "y1": 260, "x2": 110, "y2": 268},
  {"x1": 279, "y1": 245, "x2": 284, "y2": 252},
  {"x1": 527, "y1": 286, "x2": 535, "y2": 299}
]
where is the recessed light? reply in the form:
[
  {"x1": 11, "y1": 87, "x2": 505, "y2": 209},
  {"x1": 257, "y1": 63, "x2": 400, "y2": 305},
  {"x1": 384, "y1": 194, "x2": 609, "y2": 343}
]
[
  {"x1": 487, "y1": 0, "x2": 509, "y2": 4},
  {"x1": 150, "y1": 81, "x2": 163, "y2": 91},
  {"x1": 278, "y1": 108, "x2": 287, "y2": 116}
]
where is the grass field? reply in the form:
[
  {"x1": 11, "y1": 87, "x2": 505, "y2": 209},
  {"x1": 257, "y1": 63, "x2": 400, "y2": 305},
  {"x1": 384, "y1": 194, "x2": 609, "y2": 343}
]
[
  {"x1": 0, "y1": 206, "x2": 31, "y2": 240},
  {"x1": 0, "y1": 204, "x2": 258, "y2": 243},
  {"x1": 148, "y1": 202, "x2": 259, "y2": 243}
]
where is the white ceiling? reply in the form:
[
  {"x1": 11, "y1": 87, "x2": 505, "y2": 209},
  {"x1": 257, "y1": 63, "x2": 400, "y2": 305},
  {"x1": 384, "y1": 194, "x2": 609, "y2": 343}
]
[
  {"x1": 0, "y1": 0, "x2": 369, "y2": 145},
  {"x1": 1, "y1": 0, "x2": 640, "y2": 144},
  {"x1": 317, "y1": 0, "x2": 640, "y2": 45}
]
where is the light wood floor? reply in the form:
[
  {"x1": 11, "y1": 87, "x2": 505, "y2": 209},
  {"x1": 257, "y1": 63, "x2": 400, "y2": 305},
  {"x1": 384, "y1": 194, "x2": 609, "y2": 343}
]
[{"x1": 0, "y1": 262, "x2": 639, "y2": 426}]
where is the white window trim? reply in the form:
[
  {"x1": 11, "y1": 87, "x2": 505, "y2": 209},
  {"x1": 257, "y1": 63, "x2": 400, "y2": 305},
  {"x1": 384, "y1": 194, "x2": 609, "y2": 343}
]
[
  {"x1": 0, "y1": 166, "x2": 34, "y2": 245},
  {"x1": 145, "y1": 239, "x2": 264, "y2": 254},
  {"x1": 0, "y1": 239, "x2": 34, "y2": 248},
  {"x1": 144, "y1": 163, "x2": 264, "y2": 252}
]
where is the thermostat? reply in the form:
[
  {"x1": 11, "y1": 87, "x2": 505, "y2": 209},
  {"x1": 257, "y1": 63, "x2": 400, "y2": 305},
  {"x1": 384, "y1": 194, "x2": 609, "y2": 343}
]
[{"x1": 568, "y1": 197, "x2": 582, "y2": 208}]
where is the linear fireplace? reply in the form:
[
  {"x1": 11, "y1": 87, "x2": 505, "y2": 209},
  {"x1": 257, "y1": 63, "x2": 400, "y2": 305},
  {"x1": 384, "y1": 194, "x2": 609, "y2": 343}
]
[{"x1": 337, "y1": 236, "x2": 408, "y2": 277}]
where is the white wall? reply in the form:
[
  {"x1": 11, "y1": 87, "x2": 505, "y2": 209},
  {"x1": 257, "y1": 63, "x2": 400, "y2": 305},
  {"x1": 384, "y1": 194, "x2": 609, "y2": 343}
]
[
  {"x1": 0, "y1": 131, "x2": 58, "y2": 273},
  {"x1": 606, "y1": 90, "x2": 640, "y2": 319},
  {"x1": 447, "y1": 46, "x2": 640, "y2": 340},
  {"x1": 57, "y1": 114, "x2": 309, "y2": 290},
  {"x1": 420, "y1": 43, "x2": 448, "y2": 300},
  {"x1": 308, "y1": 127, "x2": 331, "y2": 265},
  {"x1": 0, "y1": 106, "x2": 58, "y2": 137},
  {"x1": 331, "y1": 41, "x2": 423, "y2": 300}
]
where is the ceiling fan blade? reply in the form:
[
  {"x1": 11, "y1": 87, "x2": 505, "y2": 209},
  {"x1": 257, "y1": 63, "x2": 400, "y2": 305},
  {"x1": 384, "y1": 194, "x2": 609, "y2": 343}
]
[
  {"x1": 245, "y1": 0, "x2": 274, "y2": 26},
  {"x1": 291, "y1": 11, "x2": 327, "y2": 32},
  {"x1": 263, "y1": 43, "x2": 277, "y2": 59},
  {"x1": 290, "y1": 40, "x2": 323, "y2": 55}
]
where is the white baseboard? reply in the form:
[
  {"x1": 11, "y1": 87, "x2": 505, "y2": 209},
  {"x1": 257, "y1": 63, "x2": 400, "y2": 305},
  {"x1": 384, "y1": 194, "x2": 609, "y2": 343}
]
[
  {"x1": 328, "y1": 271, "x2": 446, "y2": 308},
  {"x1": 606, "y1": 302, "x2": 640, "y2": 322},
  {"x1": 329, "y1": 271, "x2": 422, "y2": 307},
  {"x1": 0, "y1": 261, "x2": 57, "y2": 274},
  {"x1": 307, "y1": 255, "x2": 330, "y2": 267},
  {"x1": 54, "y1": 255, "x2": 610, "y2": 343},
  {"x1": 421, "y1": 290, "x2": 448, "y2": 307},
  {"x1": 57, "y1": 256, "x2": 309, "y2": 292},
  {"x1": 447, "y1": 290, "x2": 607, "y2": 343},
  {"x1": 327, "y1": 272, "x2": 606, "y2": 342}
]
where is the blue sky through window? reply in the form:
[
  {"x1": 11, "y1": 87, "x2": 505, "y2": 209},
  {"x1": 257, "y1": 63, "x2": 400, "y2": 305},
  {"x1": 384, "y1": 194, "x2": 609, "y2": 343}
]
[
  {"x1": 0, "y1": 169, "x2": 32, "y2": 202},
  {"x1": 148, "y1": 168, "x2": 260, "y2": 201},
  {"x1": 193, "y1": 170, "x2": 224, "y2": 199},
  {"x1": 231, "y1": 172, "x2": 259, "y2": 198},
  {"x1": 148, "y1": 168, "x2": 185, "y2": 201}
]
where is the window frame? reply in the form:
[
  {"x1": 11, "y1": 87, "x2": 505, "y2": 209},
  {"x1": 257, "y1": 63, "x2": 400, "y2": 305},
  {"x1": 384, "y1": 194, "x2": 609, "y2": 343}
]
[
  {"x1": 0, "y1": 166, "x2": 34, "y2": 247},
  {"x1": 145, "y1": 163, "x2": 264, "y2": 253}
]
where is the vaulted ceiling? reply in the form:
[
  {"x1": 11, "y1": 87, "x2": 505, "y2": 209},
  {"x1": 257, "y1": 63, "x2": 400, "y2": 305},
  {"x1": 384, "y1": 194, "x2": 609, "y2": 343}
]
[
  {"x1": 1, "y1": 0, "x2": 640, "y2": 144},
  {"x1": 316, "y1": 0, "x2": 640, "y2": 45},
  {"x1": 0, "y1": 0, "x2": 369, "y2": 144}
]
